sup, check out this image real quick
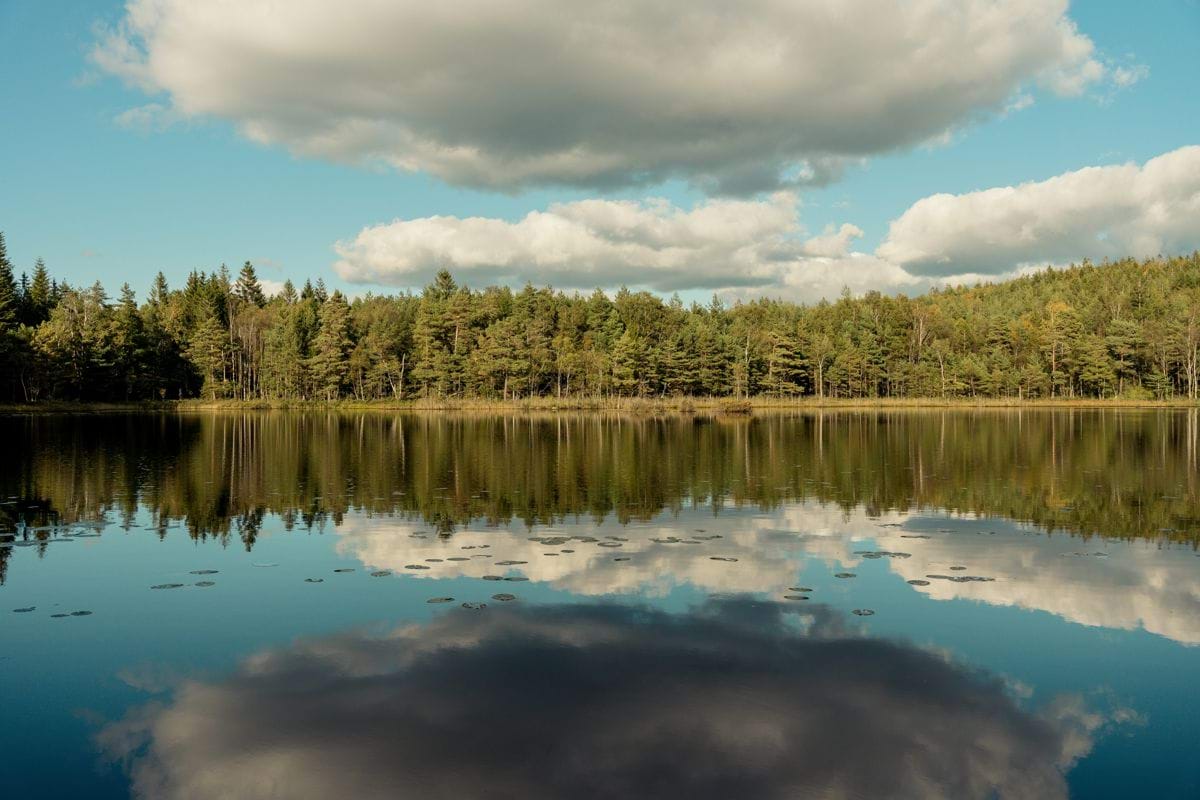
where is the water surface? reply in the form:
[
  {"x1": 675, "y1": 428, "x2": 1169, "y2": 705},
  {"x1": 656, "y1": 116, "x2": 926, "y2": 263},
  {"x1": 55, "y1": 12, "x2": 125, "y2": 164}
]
[{"x1": 3, "y1": 410, "x2": 1199, "y2": 798}]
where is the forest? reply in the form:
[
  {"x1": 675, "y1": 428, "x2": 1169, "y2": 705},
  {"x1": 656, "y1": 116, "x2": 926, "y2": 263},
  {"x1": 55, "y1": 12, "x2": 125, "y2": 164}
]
[{"x1": 1, "y1": 231, "x2": 1199, "y2": 403}]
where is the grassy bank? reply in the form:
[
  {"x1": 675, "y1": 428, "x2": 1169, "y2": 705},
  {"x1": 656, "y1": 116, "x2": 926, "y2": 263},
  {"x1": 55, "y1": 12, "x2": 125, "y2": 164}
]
[{"x1": 3, "y1": 396, "x2": 1198, "y2": 415}]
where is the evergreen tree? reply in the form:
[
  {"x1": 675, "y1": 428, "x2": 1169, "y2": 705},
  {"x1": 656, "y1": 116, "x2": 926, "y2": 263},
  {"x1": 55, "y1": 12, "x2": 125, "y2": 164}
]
[
  {"x1": 234, "y1": 261, "x2": 267, "y2": 308},
  {"x1": 24, "y1": 258, "x2": 53, "y2": 325},
  {"x1": 309, "y1": 291, "x2": 353, "y2": 400},
  {"x1": 0, "y1": 232, "x2": 18, "y2": 328}
]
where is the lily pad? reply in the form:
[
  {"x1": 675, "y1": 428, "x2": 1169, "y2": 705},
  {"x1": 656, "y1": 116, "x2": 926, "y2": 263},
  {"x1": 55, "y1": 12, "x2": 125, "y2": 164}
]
[
  {"x1": 333, "y1": 568, "x2": 355, "y2": 573},
  {"x1": 926, "y1": 574, "x2": 995, "y2": 583},
  {"x1": 482, "y1": 575, "x2": 504, "y2": 581},
  {"x1": 194, "y1": 581, "x2": 216, "y2": 587},
  {"x1": 709, "y1": 556, "x2": 738, "y2": 562},
  {"x1": 834, "y1": 573, "x2": 857, "y2": 579},
  {"x1": 426, "y1": 597, "x2": 455, "y2": 604},
  {"x1": 70, "y1": 610, "x2": 93, "y2": 616},
  {"x1": 783, "y1": 595, "x2": 810, "y2": 601},
  {"x1": 150, "y1": 583, "x2": 184, "y2": 590},
  {"x1": 503, "y1": 576, "x2": 529, "y2": 582},
  {"x1": 852, "y1": 609, "x2": 875, "y2": 616},
  {"x1": 906, "y1": 579, "x2": 931, "y2": 586},
  {"x1": 12, "y1": 607, "x2": 35, "y2": 613},
  {"x1": 491, "y1": 593, "x2": 517, "y2": 602},
  {"x1": 304, "y1": 578, "x2": 325, "y2": 583},
  {"x1": 189, "y1": 569, "x2": 219, "y2": 575},
  {"x1": 495, "y1": 560, "x2": 528, "y2": 565},
  {"x1": 370, "y1": 570, "x2": 392, "y2": 577},
  {"x1": 461, "y1": 602, "x2": 487, "y2": 610},
  {"x1": 404, "y1": 564, "x2": 431, "y2": 570}
]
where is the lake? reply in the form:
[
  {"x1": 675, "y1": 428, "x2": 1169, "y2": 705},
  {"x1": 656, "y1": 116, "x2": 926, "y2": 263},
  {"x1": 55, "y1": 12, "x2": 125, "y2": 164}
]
[{"x1": 3, "y1": 410, "x2": 1199, "y2": 799}]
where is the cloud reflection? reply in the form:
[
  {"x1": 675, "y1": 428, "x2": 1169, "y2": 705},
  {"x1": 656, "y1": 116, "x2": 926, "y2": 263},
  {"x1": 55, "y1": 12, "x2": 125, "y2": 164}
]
[{"x1": 99, "y1": 599, "x2": 1121, "y2": 800}]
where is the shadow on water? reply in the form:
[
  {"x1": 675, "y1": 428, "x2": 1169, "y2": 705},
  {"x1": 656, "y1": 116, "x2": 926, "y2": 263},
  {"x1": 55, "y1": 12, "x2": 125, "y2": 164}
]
[{"x1": 97, "y1": 598, "x2": 1131, "y2": 800}]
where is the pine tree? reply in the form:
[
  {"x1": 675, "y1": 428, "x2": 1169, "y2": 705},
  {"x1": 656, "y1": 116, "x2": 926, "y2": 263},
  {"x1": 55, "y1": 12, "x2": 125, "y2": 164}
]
[
  {"x1": 113, "y1": 284, "x2": 147, "y2": 399},
  {"x1": 234, "y1": 261, "x2": 267, "y2": 308},
  {"x1": 0, "y1": 232, "x2": 18, "y2": 328},
  {"x1": 25, "y1": 258, "x2": 52, "y2": 325},
  {"x1": 309, "y1": 291, "x2": 353, "y2": 400},
  {"x1": 187, "y1": 305, "x2": 229, "y2": 399}
]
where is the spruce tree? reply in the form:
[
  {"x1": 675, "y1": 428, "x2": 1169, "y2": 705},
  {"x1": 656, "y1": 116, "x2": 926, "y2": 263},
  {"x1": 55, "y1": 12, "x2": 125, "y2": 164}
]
[
  {"x1": 25, "y1": 258, "x2": 52, "y2": 325},
  {"x1": 309, "y1": 291, "x2": 352, "y2": 400},
  {"x1": 0, "y1": 232, "x2": 18, "y2": 328},
  {"x1": 234, "y1": 261, "x2": 267, "y2": 308}
]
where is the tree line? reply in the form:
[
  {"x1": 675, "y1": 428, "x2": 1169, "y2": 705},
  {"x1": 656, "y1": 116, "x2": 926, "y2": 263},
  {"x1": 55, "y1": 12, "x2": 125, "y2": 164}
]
[{"x1": 1, "y1": 231, "x2": 1198, "y2": 402}]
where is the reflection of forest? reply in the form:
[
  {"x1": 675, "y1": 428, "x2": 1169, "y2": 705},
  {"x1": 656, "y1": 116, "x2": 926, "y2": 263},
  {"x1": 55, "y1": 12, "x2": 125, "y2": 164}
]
[{"x1": 4, "y1": 410, "x2": 1199, "y2": 580}]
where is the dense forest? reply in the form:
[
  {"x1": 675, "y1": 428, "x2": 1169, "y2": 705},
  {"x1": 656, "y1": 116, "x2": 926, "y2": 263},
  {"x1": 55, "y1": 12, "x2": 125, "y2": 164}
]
[{"x1": 1, "y1": 231, "x2": 1199, "y2": 402}]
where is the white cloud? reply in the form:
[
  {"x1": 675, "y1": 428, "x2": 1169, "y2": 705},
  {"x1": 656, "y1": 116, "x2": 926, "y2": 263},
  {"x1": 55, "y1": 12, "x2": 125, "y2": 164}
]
[
  {"x1": 333, "y1": 192, "x2": 920, "y2": 299},
  {"x1": 113, "y1": 102, "x2": 186, "y2": 132},
  {"x1": 93, "y1": 0, "x2": 1114, "y2": 193},
  {"x1": 258, "y1": 279, "x2": 287, "y2": 298},
  {"x1": 877, "y1": 145, "x2": 1200, "y2": 275},
  {"x1": 334, "y1": 145, "x2": 1200, "y2": 300},
  {"x1": 801, "y1": 223, "x2": 864, "y2": 258},
  {"x1": 1111, "y1": 64, "x2": 1150, "y2": 89}
]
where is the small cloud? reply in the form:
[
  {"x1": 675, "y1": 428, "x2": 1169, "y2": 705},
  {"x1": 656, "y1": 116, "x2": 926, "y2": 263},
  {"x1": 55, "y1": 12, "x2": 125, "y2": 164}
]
[
  {"x1": 259, "y1": 279, "x2": 287, "y2": 298},
  {"x1": 114, "y1": 103, "x2": 186, "y2": 133},
  {"x1": 251, "y1": 257, "x2": 284, "y2": 272},
  {"x1": 1110, "y1": 63, "x2": 1149, "y2": 89},
  {"x1": 1004, "y1": 93, "x2": 1035, "y2": 115}
]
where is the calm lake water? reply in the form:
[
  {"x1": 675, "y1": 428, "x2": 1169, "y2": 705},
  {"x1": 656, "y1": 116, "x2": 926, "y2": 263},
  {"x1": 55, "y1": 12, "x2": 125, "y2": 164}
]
[{"x1": 3, "y1": 410, "x2": 1199, "y2": 799}]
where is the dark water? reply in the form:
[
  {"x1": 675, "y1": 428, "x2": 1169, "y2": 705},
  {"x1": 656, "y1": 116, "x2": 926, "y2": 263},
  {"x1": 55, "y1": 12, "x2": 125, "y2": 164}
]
[{"x1": 3, "y1": 410, "x2": 1199, "y2": 799}]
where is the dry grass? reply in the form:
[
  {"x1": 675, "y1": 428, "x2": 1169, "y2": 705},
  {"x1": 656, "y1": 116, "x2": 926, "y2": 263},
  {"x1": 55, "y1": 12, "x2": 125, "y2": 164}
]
[{"x1": 3, "y1": 395, "x2": 1197, "y2": 416}]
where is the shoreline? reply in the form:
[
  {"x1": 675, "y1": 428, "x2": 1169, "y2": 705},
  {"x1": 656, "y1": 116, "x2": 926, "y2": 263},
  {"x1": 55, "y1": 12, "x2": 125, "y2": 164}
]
[{"x1": 3, "y1": 396, "x2": 1198, "y2": 415}]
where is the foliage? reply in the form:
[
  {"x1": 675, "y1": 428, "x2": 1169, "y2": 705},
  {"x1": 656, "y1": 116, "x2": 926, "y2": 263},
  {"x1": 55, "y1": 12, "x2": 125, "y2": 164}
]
[{"x1": 1, "y1": 234, "x2": 1199, "y2": 403}]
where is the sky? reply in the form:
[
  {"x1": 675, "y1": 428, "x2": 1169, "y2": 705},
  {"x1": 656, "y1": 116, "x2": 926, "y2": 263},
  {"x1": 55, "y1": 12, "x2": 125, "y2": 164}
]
[{"x1": 0, "y1": 0, "x2": 1197, "y2": 303}]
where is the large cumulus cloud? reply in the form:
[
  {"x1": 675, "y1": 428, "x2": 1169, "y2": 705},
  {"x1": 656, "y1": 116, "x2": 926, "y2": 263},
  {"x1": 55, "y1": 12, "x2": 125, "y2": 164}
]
[
  {"x1": 98, "y1": 599, "x2": 1123, "y2": 799},
  {"x1": 877, "y1": 145, "x2": 1200, "y2": 276},
  {"x1": 332, "y1": 191, "x2": 917, "y2": 296},
  {"x1": 94, "y1": 0, "x2": 1111, "y2": 193},
  {"x1": 334, "y1": 146, "x2": 1200, "y2": 299}
]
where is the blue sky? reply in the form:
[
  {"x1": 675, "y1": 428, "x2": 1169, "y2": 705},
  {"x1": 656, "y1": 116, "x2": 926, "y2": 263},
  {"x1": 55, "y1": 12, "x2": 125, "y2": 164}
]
[{"x1": 0, "y1": 0, "x2": 1197, "y2": 302}]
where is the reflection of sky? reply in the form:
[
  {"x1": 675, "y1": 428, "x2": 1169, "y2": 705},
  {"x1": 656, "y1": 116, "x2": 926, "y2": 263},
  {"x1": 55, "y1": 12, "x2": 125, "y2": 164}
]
[
  {"x1": 334, "y1": 503, "x2": 1200, "y2": 646},
  {"x1": 98, "y1": 599, "x2": 1125, "y2": 800},
  {"x1": 2, "y1": 501, "x2": 1199, "y2": 799}
]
